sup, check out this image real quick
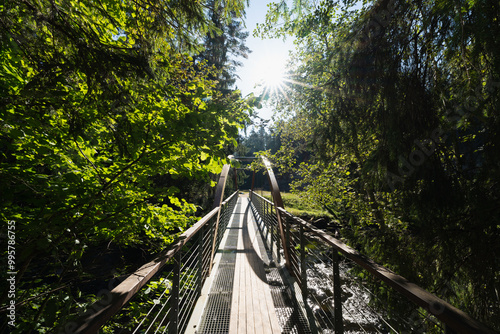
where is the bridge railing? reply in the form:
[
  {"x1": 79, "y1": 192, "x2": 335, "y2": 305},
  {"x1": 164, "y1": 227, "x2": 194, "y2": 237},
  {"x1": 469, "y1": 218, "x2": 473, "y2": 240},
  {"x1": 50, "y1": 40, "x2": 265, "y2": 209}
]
[
  {"x1": 62, "y1": 166, "x2": 237, "y2": 334},
  {"x1": 249, "y1": 190, "x2": 495, "y2": 334}
]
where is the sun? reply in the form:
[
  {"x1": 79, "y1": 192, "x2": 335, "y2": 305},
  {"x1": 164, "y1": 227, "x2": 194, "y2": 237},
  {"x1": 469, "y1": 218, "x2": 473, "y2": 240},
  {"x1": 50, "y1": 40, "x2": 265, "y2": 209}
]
[
  {"x1": 260, "y1": 63, "x2": 286, "y2": 88},
  {"x1": 256, "y1": 58, "x2": 289, "y2": 99}
]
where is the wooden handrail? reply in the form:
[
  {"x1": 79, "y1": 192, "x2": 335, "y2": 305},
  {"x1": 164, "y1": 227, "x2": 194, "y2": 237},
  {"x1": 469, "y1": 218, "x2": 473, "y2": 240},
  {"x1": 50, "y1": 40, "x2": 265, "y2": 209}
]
[
  {"x1": 212, "y1": 164, "x2": 231, "y2": 209},
  {"x1": 60, "y1": 207, "x2": 219, "y2": 333},
  {"x1": 260, "y1": 157, "x2": 292, "y2": 274},
  {"x1": 209, "y1": 164, "x2": 231, "y2": 274},
  {"x1": 251, "y1": 195, "x2": 494, "y2": 334},
  {"x1": 60, "y1": 165, "x2": 238, "y2": 334}
]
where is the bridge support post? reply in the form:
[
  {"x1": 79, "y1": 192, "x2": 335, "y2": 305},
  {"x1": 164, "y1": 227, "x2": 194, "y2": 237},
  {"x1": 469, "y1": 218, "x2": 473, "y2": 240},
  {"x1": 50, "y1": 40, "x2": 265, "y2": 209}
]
[
  {"x1": 209, "y1": 164, "x2": 230, "y2": 274},
  {"x1": 269, "y1": 211, "x2": 274, "y2": 260},
  {"x1": 197, "y1": 228, "x2": 204, "y2": 296},
  {"x1": 170, "y1": 251, "x2": 181, "y2": 334},
  {"x1": 250, "y1": 169, "x2": 255, "y2": 201},
  {"x1": 300, "y1": 224, "x2": 307, "y2": 300},
  {"x1": 262, "y1": 157, "x2": 292, "y2": 273},
  {"x1": 276, "y1": 216, "x2": 281, "y2": 264},
  {"x1": 285, "y1": 216, "x2": 291, "y2": 267},
  {"x1": 234, "y1": 167, "x2": 238, "y2": 190},
  {"x1": 266, "y1": 201, "x2": 271, "y2": 238},
  {"x1": 332, "y1": 251, "x2": 344, "y2": 334}
]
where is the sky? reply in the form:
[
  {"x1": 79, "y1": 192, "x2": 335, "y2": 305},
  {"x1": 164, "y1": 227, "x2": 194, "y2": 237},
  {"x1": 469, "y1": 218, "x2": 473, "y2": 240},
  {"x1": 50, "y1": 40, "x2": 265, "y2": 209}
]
[{"x1": 235, "y1": 1, "x2": 295, "y2": 123}]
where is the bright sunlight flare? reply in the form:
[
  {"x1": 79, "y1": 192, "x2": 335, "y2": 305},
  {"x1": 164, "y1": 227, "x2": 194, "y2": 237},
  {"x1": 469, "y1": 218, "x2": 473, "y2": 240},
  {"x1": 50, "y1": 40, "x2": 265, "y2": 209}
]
[
  {"x1": 260, "y1": 62, "x2": 286, "y2": 88},
  {"x1": 256, "y1": 54, "x2": 289, "y2": 99}
]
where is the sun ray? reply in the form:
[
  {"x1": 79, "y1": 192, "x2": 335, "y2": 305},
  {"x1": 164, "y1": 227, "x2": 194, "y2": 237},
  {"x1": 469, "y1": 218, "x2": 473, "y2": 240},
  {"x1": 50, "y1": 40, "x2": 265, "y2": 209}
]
[{"x1": 253, "y1": 55, "x2": 335, "y2": 113}]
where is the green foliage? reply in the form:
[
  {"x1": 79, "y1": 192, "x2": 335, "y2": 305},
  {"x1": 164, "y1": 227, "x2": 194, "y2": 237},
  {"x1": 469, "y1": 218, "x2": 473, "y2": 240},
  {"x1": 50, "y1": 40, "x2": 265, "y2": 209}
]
[
  {"x1": 104, "y1": 276, "x2": 172, "y2": 332},
  {"x1": 236, "y1": 126, "x2": 281, "y2": 157},
  {"x1": 260, "y1": 190, "x2": 331, "y2": 218},
  {"x1": 0, "y1": 0, "x2": 250, "y2": 331},
  {"x1": 201, "y1": 0, "x2": 251, "y2": 91},
  {"x1": 262, "y1": 0, "x2": 500, "y2": 329}
]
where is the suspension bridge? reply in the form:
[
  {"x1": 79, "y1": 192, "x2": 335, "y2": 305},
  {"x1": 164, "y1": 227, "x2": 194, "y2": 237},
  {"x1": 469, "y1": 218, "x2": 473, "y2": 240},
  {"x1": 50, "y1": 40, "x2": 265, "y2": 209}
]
[{"x1": 62, "y1": 158, "x2": 496, "y2": 334}]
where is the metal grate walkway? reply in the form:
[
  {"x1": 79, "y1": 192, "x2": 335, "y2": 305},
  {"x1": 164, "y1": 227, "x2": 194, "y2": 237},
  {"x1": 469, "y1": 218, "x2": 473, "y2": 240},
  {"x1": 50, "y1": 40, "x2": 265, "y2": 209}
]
[{"x1": 186, "y1": 195, "x2": 295, "y2": 334}]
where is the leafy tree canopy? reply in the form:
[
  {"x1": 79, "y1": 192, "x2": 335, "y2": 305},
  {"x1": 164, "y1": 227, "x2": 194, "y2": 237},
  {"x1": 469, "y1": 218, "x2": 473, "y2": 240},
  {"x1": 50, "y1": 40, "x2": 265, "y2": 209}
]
[
  {"x1": 260, "y1": 0, "x2": 500, "y2": 329},
  {"x1": 0, "y1": 0, "x2": 251, "y2": 331}
]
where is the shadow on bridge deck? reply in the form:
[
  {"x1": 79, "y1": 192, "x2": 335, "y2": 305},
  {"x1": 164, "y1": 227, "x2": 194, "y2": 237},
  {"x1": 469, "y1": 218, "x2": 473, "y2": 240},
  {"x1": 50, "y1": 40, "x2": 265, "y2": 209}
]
[{"x1": 186, "y1": 195, "x2": 310, "y2": 334}]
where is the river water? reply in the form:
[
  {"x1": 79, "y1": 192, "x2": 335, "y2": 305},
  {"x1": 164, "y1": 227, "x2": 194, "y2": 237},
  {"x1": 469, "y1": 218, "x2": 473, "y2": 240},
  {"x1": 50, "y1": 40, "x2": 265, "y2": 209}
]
[{"x1": 305, "y1": 261, "x2": 389, "y2": 333}]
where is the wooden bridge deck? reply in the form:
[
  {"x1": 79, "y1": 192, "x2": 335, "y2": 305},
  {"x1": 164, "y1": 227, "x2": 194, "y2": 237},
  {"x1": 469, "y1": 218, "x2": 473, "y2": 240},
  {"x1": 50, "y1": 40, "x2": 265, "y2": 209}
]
[{"x1": 187, "y1": 195, "x2": 282, "y2": 334}]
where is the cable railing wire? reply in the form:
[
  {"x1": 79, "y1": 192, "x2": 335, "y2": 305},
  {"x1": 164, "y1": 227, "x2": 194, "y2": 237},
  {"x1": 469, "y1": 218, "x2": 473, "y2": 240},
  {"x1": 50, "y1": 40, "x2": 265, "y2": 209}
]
[
  {"x1": 250, "y1": 192, "x2": 368, "y2": 332},
  {"x1": 249, "y1": 189, "x2": 494, "y2": 334},
  {"x1": 63, "y1": 160, "x2": 495, "y2": 334},
  {"x1": 63, "y1": 183, "x2": 238, "y2": 334}
]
